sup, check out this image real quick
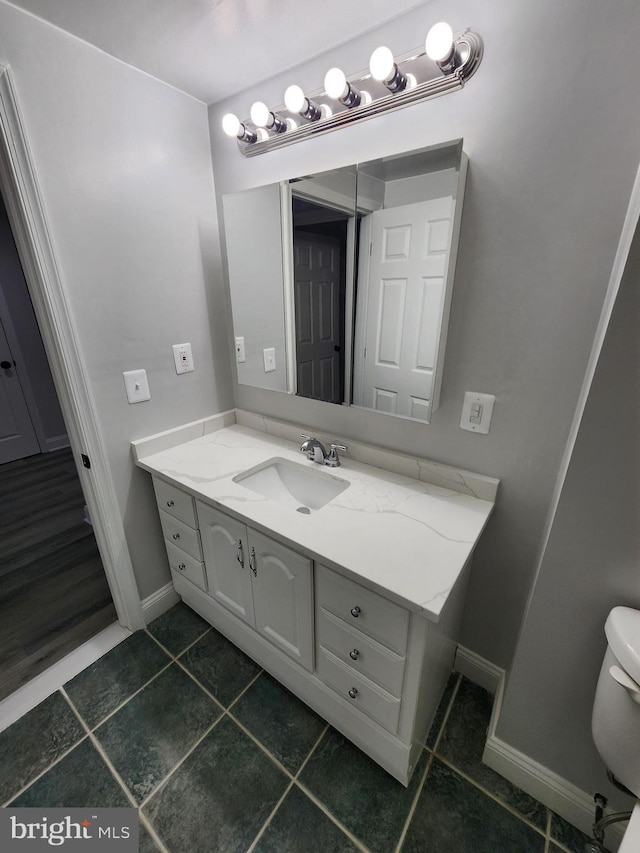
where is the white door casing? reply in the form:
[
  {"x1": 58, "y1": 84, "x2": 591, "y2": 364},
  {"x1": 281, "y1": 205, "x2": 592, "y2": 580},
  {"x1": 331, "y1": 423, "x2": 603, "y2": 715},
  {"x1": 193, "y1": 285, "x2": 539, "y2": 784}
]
[
  {"x1": 0, "y1": 316, "x2": 40, "y2": 463},
  {"x1": 0, "y1": 65, "x2": 143, "y2": 630},
  {"x1": 354, "y1": 197, "x2": 454, "y2": 422}
]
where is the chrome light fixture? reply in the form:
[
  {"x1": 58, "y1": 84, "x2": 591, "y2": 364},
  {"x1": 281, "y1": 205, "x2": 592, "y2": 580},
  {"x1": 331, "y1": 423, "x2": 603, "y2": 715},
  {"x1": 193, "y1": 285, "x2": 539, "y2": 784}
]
[{"x1": 223, "y1": 22, "x2": 483, "y2": 156}]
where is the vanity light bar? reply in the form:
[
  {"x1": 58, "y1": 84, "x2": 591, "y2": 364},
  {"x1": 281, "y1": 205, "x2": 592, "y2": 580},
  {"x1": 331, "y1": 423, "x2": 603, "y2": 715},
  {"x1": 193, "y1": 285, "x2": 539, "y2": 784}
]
[{"x1": 222, "y1": 23, "x2": 483, "y2": 157}]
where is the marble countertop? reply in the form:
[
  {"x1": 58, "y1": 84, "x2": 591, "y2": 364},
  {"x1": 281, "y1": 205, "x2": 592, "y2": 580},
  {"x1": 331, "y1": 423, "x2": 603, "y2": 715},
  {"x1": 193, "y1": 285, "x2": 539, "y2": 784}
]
[{"x1": 133, "y1": 413, "x2": 497, "y2": 621}]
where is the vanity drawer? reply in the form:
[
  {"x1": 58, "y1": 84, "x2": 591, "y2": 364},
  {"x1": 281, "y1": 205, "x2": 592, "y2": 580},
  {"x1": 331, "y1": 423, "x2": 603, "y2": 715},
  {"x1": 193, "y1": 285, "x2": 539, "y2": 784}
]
[
  {"x1": 166, "y1": 541, "x2": 206, "y2": 591},
  {"x1": 316, "y1": 647, "x2": 401, "y2": 734},
  {"x1": 316, "y1": 565, "x2": 409, "y2": 656},
  {"x1": 159, "y1": 510, "x2": 202, "y2": 561},
  {"x1": 153, "y1": 478, "x2": 197, "y2": 528},
  {"x1": 317, "y1": 608, "x2": 406, "y2": 698}
]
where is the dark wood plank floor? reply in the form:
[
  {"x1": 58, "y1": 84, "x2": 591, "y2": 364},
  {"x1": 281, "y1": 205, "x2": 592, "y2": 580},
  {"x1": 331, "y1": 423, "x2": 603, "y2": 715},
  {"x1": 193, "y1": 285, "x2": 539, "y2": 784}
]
[{"x1": 0, "y1": 448, "x2": 116, "y2": 701}]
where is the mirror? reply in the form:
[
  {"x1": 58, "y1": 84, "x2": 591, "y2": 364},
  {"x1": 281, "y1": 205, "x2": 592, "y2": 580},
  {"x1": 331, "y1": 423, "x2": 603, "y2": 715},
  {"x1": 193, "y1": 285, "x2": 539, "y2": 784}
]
[{"x1": 222, "y1": 139, "x2": 467, "y2": 423}]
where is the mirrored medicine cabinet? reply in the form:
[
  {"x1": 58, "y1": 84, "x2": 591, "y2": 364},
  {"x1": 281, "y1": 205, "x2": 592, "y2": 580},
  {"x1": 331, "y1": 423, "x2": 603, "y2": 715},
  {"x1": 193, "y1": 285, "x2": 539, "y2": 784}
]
[{"x1": 222, "y1": 138, "x2": 467, "y2": 424}]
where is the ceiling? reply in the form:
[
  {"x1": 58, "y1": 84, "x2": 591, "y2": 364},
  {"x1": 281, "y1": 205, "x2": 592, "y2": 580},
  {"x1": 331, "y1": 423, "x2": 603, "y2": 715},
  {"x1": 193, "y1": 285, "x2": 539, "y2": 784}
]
[{"x1": 6, "y1": 0, "x2": 429, "y2": 104}]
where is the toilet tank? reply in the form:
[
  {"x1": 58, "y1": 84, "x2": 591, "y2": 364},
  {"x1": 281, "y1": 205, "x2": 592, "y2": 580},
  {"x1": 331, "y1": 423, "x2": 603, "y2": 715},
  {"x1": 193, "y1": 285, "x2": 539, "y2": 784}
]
[{"x1": 592, "y1": 607, "x2": 640, "y2": 798}]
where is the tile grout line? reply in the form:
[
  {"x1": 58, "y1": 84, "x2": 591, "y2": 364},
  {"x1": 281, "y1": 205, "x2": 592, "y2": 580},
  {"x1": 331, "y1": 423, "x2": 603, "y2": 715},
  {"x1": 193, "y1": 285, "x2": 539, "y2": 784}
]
[
  {"x1": 59, "y1": 686, "x2": 139, "y2": 810},
  {"x1": 294, "y1": 780, "x2": 372, "y2": 853},
  {"x1": 1, "y1": 693, "x2": 91, "y2": 807},
  {"x1": 69, "y1": 657, "x2": 175, "y2": 733},
  {"x1": 244, "y1": 780, "x2": 295, "y2": 853},
  {"x1": 545, "y1": 808, "x2": 552, "y2": 853},
  {"x1": 225, "y1": 709, "x2": 296, "y2": 781},
  {"x1": 244, "y1": 723, "x2": 335, "y2": 853},
  {"x1": 434, "y1": 754, "x2": 549, "y2": 840},
  {"x1": 291, "y1": 723, "x2": 372, "y2": 853},
  {"x1": 144, "y1": 625, "x2": 212, "y2": 661},
  {"x1": 430, "y1": 672, "x2": 462, "y2": 755},
  {"x1": 139, "y1": 812, "x2": 171, "y2": 853},
  {"x1": 137, "y1": 713, "x2": 227, "y2": 811},
  {"x1": 393, "y1": 751, "x2": 436, "y2": 853},
  {"x1": 172, "y1": 649, "x2": 260, "y2": 713}
]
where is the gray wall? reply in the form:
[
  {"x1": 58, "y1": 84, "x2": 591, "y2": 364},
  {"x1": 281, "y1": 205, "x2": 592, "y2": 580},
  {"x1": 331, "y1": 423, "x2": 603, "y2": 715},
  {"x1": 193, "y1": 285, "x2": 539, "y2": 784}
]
[
  {"x1": 209, "y1": 0, "x2": 640, "y2": 672},
  {"x1": 497, "y1": 222, "x2": 640, "y2": 805},
  {"x1": 0, "y1": 1, "x2": 234, "y2": 598}
]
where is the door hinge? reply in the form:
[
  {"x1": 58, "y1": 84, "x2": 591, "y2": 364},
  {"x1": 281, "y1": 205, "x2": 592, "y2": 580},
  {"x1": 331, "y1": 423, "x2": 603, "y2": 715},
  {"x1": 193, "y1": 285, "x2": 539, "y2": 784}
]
[{"x1": 81, "y1": 453, "x2": 91, "y2": 469}]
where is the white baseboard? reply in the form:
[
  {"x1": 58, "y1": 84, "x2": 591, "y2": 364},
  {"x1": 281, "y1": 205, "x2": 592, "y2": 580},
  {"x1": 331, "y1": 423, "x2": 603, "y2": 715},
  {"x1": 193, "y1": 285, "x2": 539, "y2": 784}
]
[
  {"x1": 454, "y1": 644, "x2": 503, "y2": 694},
  {"x1": 141, "y1": 582, "x2": 180, "y2": 624},
  {"x1": 473, "y1": 651, "x2": 628, "y2": 851}
]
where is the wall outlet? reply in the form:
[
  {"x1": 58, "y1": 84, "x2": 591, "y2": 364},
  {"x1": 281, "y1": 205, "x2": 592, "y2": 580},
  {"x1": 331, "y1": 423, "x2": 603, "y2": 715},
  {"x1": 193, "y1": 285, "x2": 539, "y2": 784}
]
[
  {"x1": 460, "y1": 391, "x2": 495, "y2": 434},
  {"x1": 172, "y1": 342, "x2": 194, "y2": 374},
  {"x1": 263, "y1": 347, "x2": 276, "y2": 372},
  {"x1": 123, "y1": 369, "x2": 150, "y2": 404},
  {"x1": 235, "y1": 336, "x2": 246, "y2": 363}
]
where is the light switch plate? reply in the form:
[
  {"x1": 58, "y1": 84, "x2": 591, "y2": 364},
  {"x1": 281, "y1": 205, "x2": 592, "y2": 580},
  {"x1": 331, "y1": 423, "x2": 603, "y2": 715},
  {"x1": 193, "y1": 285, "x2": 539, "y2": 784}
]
[
  {"x1": 263, "y1": 347, "x2": 276, "y2": 372},
  {"x1": 460, "y1": 391, "x2": 495, "y2": 434},
  {"x1": 123, "y1": 369, "x2": 150, "y2": 404},
  {"x1": 172, "y1": 342, "x2": 194, "y2": 374}
]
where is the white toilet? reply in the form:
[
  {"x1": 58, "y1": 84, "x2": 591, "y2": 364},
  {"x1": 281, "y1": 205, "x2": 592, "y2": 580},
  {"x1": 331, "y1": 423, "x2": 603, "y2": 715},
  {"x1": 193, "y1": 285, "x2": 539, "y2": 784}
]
[{"x1": 592, "y1": 606, "x2": 640, "y2": 851}]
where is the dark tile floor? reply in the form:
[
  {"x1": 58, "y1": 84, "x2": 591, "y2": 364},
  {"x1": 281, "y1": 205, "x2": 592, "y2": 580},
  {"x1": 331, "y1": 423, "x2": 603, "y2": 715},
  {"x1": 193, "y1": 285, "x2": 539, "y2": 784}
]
[{"x1": 0, "y1": 603, "x2": 597, "y2": 853}]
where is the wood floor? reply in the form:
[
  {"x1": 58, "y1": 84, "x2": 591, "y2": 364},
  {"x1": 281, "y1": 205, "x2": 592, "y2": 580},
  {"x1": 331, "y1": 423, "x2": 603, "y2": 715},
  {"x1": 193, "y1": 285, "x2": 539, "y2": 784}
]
[{"x1": 0, "y1": 448, "x2": 116, "y2": 701}]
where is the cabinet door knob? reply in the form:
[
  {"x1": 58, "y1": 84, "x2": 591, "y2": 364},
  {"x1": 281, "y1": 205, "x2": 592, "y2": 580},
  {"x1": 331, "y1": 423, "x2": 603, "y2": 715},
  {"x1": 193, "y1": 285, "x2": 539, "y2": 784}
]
[
  {"x1": 249, "y1": 546, "x2": 257, "y2": 577},
  {"x1": 349, "y1": 649, "x2": 360, "y2": 660},
  {"x1": 178, "y1": 563, "x2": 186, "y2": 571},
  {"x1": 236, "y1": 539, "x2": 244, "y2": 568},
  {"x1": 172, "y1": 533, "x2": 180, "y2": 540},
  {"x1": 350, "y1": 606, "x2": 361, "y2": 618},
  {"x1": 166, "y1": 500, "x2": 175, "y2": 507},
  {"x1": 348, "y1": 687, "x2": 358, "y2": 699}
]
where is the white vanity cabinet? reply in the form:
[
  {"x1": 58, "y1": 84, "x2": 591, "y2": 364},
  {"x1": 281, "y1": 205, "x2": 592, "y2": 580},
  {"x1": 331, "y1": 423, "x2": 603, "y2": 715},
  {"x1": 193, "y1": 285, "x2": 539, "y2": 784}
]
[
  {"x1": 152, "y1": 478, "x2": 207, "y2": 592},
  {"x1": 196, "y1": 502, "x2": 314, "y2": 672},
  {"x1": 136, "y1": 414, "x2": 499, "y2": 790}
]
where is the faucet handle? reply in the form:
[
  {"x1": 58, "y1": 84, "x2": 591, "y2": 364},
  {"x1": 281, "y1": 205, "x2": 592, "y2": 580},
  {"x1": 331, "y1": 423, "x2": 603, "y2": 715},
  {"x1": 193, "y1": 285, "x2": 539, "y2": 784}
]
[{"x1": 326, "y1": 443, "x2": 348, "y2": 467}]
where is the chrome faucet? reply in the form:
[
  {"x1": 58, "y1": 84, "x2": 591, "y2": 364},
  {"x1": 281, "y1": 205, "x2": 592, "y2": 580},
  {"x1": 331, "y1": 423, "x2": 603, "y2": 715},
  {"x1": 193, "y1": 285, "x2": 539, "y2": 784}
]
[
  {"x1": 300, "y1": 434, "x2": 327, "y2": 464},
  {"x1": 300, "y1": 434, "x2": 348, "y2": 467}
]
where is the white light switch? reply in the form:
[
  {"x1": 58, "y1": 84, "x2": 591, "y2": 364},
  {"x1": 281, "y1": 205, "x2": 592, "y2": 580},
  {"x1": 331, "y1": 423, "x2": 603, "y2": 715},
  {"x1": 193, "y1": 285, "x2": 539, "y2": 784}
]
[
  {"x1": 123, "y1": 369, "x2": 150, "y2": 404},
  {"x1": 263, "y1": 347, "x2": 276, "y2": 372},
  {"x1": 235, "y1": 337, "x2": 246, "y2": 363},
  {"x1": 461, "y1": 391, "x2": 495, "y2": 434},
  {"x1": 172, "y1": 343, "x2": 194, "y2": 374}
]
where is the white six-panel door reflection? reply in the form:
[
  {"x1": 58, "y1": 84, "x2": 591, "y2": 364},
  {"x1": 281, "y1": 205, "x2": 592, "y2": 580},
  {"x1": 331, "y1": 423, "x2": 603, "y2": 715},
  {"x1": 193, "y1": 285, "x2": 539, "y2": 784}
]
[{"x1": 353, "y1": 197, "x2": 454, "y2": 422}]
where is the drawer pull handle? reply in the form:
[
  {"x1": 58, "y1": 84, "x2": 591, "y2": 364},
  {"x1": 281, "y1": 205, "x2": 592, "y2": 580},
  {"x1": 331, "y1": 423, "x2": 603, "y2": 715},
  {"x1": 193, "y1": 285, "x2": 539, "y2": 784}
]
[
  {"x1": 348, "y1": 687, "x2": 358, "y2": 699},
  {"x1": 236, "y1": 539, "x2": 244, "y2": 569},
  {"x1": 172, "y1": 533, "x2": 180, "y2": 541},
  {"x1": 350, "y1": 606, "x2": 361, "y2": 618},
  {"x1": 178, "y1": 563, "x2": 186, "y2": 571},
  {"x1": 349, "y1": 649, "x2": 360, "y2": 661},
  {"x1": 249, "y1": 547, "x2": 257, "y2": 577},
  {"x1": 166, "y1": 500, "x2": 175, "y2": 507}
]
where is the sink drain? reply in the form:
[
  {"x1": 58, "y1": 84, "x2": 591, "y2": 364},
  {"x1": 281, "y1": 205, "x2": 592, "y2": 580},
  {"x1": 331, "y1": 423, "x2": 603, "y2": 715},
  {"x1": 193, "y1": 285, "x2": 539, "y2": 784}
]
[{"x1": 296, "y1": 506, "x2": 311, "y2": 514}]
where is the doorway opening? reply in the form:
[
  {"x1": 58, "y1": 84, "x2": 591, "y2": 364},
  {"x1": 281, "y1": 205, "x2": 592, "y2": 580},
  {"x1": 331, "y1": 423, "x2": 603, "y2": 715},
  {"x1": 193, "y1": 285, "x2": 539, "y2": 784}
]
[{"x1": 0, "y1": 190, "x2": 115, "y2": 702}]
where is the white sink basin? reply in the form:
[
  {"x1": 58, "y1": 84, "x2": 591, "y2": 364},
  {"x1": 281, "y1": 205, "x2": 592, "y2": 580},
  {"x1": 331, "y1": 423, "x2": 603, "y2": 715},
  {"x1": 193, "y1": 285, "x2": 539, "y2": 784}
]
[{"x1": 233, "y1": 457, "x2": 349, "y2": 513}]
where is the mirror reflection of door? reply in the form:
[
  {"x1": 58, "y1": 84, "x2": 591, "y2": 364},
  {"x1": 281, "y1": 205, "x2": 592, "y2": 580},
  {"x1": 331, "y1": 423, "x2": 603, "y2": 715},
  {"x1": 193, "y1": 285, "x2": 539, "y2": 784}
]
[
  {"x1": 292, "y1": 198, "x2": 347, "y2": 403},
  {"x1": 353, "y1": 196, "x2": 454, "y2": 422}
]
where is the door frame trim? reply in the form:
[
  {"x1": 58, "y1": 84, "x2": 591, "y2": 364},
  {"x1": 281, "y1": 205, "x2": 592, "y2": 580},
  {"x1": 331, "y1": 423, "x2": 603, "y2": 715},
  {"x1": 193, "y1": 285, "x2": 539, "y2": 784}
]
[{"x1": 0, "y1": 64, "x2": 144, "y2": 630}]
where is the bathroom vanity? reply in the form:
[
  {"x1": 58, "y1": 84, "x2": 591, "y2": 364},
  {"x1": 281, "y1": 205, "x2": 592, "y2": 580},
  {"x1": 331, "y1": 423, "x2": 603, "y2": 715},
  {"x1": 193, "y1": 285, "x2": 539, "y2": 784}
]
[{"x1": 133, "y1": 409, "x2": 498, "y2": 785}]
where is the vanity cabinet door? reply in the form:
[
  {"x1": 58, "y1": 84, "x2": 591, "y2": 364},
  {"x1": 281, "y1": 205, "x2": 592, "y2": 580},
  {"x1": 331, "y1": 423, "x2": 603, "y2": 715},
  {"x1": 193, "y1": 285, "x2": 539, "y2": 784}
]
[
  {"x1": 250, "y1": 529, "x2": 313, "y2": 672},
  {"x1": 197, "y1": 502, "x2": 255, "y2": 627}
]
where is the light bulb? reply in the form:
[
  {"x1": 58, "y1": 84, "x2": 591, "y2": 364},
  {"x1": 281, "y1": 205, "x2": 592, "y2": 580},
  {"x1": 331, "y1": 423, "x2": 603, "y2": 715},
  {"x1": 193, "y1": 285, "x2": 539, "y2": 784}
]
[
  {"x1": 324, "y1": 67, "x2": 347, "y2": 100},
  {"x1": 284, "y1": 85, "x2": 306, "y2": 114},
  {"x1": 222, "y1": 113, "x2": 241, "y2": 137},
  {"x1": 426, "y1": 22, "x2": 454, "y2": 62},
  {"x1": 250, "y1": 101, "x2": 270, "y2": 128},
  {"x1": 369, "y1": 46, "x2": 395, "y2": 82}
]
